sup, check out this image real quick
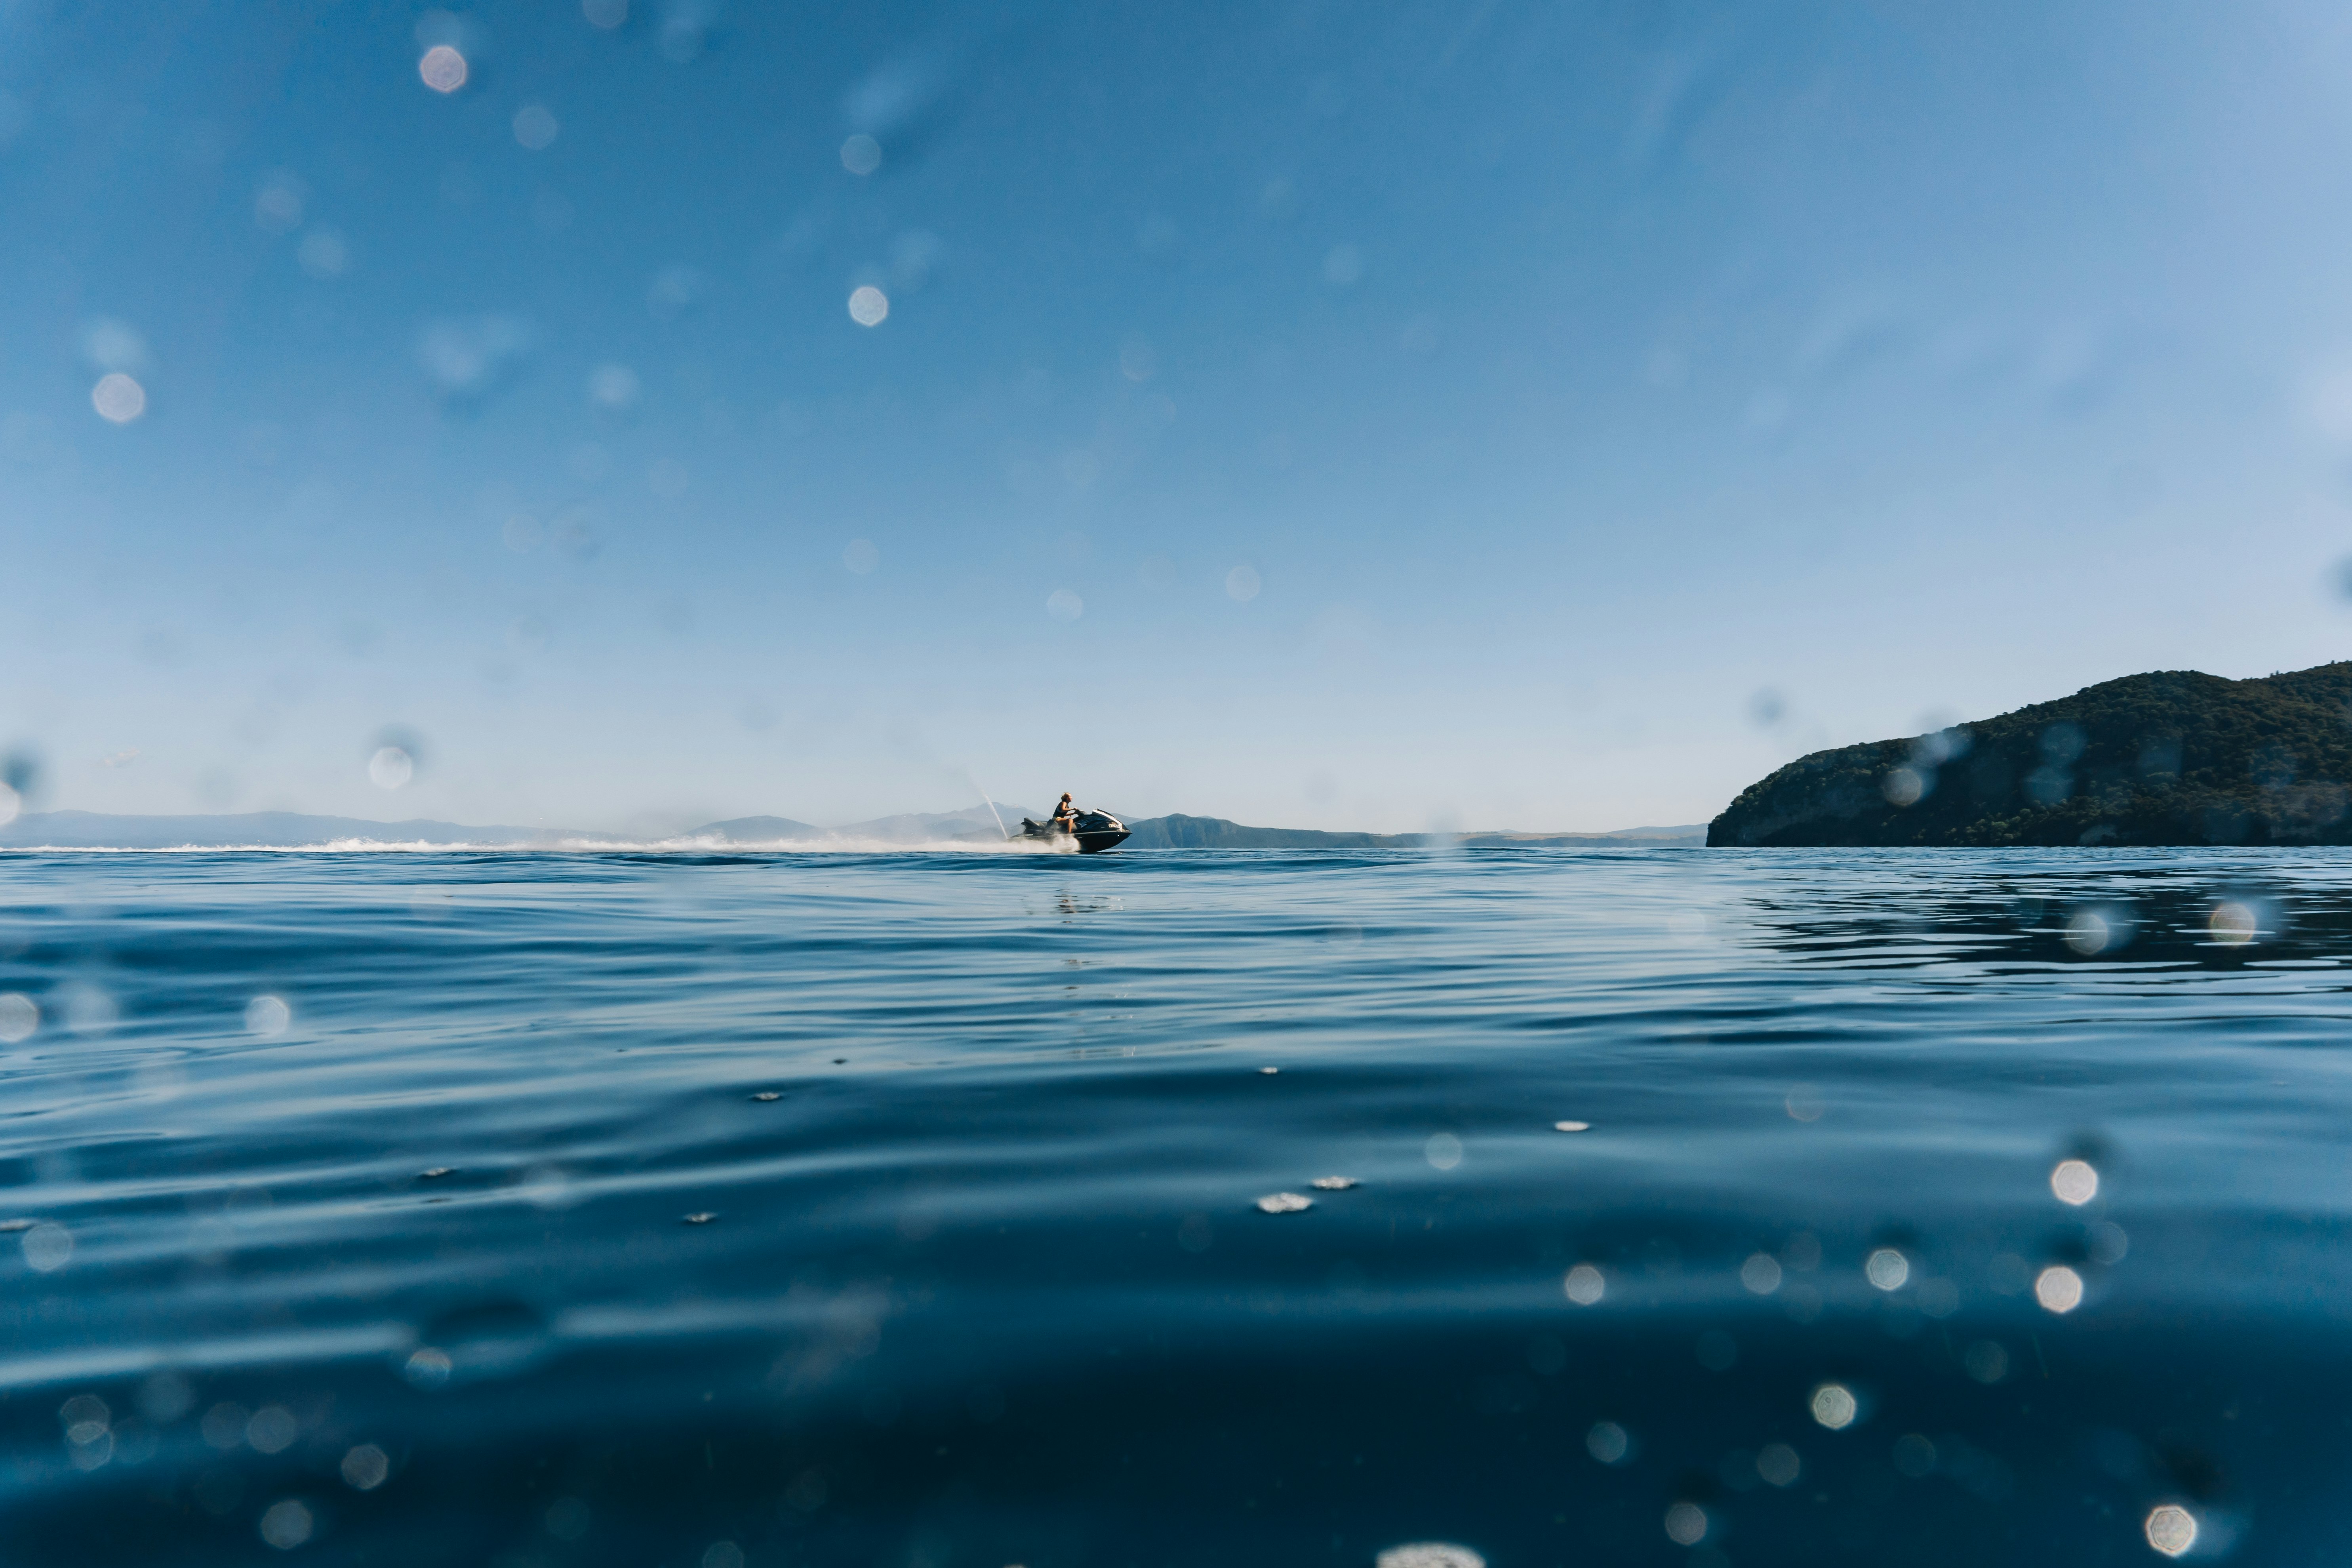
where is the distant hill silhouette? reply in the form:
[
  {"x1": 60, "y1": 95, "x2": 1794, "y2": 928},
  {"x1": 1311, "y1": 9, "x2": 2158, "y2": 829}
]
[{"x1": 1709, "y1": 662, "x2": 2352, "y2": 847}]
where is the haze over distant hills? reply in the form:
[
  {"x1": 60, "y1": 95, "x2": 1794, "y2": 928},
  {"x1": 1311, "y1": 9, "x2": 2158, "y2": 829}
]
[{"x1": 0, "y1": 807, "x2": 1703, "y2": 850}]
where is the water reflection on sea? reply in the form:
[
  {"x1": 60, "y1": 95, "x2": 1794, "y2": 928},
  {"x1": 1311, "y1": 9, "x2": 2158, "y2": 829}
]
[{"x1": 2, "y1": 847, "x2": 2348, "y2": 1565}]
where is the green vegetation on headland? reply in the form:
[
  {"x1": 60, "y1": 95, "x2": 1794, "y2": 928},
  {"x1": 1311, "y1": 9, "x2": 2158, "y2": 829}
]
[{"x1": 1708, "y1": 662, "x2": 2352, "y2": 847}]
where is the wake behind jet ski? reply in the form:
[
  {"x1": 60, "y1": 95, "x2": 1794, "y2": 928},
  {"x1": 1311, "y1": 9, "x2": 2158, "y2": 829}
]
[{"x1": 1017, "y1": 793, "x2": 1130, "y2": 854}]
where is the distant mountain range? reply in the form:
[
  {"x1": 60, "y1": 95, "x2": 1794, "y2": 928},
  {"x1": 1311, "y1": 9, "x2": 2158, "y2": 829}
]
[
  {"x1": 0, "y1": 806, "x2": 1704, "y2": 850},
  {"x1": 1710, "y1": 661, "x2": 2352, "y2": 846}
]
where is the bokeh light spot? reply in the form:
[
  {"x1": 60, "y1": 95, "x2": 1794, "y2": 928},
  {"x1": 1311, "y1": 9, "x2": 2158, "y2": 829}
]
[
  {"x1": 1226, "y1": 564, "x2": 1262, "y2": 602},
  {"x1": 848, "y1": 285, "x2": 889, "y2": 326},
  {"x1": 1563, "y1": 1263, "x2": 1604, "y2": 1305},
  {"x1": 1046, "y1": 589, "x2": 1084, "y2": 621},
  {"x1": 245, "y1": 995, "x2": 291, "y2": 1038},
  {"x1": 2209, "y1": 901, "x2": 2257, "y2": 945},
  {"x1": 1963, "y1": 1339, "x2": 2008, "y2": 1383},
  {"x1": 2035, "y1": 1264, "x2": 2085, "y2": 1313},
  {"x1": 259, "y1": 1499, "x2": 313, "y2": 1549},
  {"x1": 1755, "y1": 1442, "x2": 1801, "y2": 1486},
  {"x1": 840, "y1": 134, "x2": 882, "y2": 175},
  {"x1": 1865, "y1": 1247, "x2": 1909, "y2": 1291},
  {"x1": 1740, "y1": 1252, "x2": 1783, "y2": 1295},
  {"x1": 368, "y1": 747, "x2": 414, "y2": 790},
  {"x1": 1376, "y1": 1546, "x2": 1484, "y2": 1568},
  {"x1": 1809, "y1": 1382, "x2": 1857, "y2": 1429},
  {"x1": 2051, "y1": 1158, "x2": 2099, "y2": 1205},
  {"x1": 514, "y1": 104, "x2": 560, "y2": 150},
  {"x1": 91, "y1": 373, "x2": 146, "y2": 423},
  {"x1": 2145, "y1": 1505, "x2": 2198, "y2": 1557},
  {"x1": 0, "y1": 993, "x2": 37, "y2": 1043},
  {"x1": 22, "y1": 1223, "x2": 72, "y2": 1273},
  {"x1": 1424, "y1": 1132, "x2": 1463, "y2": 1170},
  {"x1": 1584, "y1": 1420, "x2": 1628, "y2": 1463},
  {"x1": 1663, "y1": 1502, "x2": 1708, "y2": 1545},
  {"x1": 843, "y1": 539, "x2": 879, "y2": 574},
  {"x1": 2063, "y1": 912, "x2": 2110, "y2": 955},
  {"x1": 341, "y1": 1443, "x2": 389, "y2": 1490},
  {"x1": 419, "y1": 45, "x2": 467, "y2": 93}
]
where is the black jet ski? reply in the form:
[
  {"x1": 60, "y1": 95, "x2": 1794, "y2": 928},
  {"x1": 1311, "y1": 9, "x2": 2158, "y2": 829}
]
[{"x1": 1017, "y1": 810, "x2": 1131, "y2": 854}]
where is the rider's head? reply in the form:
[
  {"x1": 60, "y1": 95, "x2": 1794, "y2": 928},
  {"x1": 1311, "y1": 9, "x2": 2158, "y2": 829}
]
[{"x1": 1060, "y1": 793, "x2": 1072, "y2": 805}]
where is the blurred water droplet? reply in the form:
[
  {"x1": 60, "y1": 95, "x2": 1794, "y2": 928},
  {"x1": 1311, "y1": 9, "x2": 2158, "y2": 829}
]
[
  {"x1": 1584, "y1": 1420, "x2": 1628, "y2": 1463},
  {"x1": 1740, "y1": 1252, "x2": 1783, "y2": 1294},
  {"x1": 246, "y1": 1406, "x2": 298, "y2": 1454},
  {"x1": 2145, "y1": 1505, "x2": 2198, "y2": 1557},
  {"x1": 419, "y1": 45, "x2": 467, "y2": 93},
  {"x1": 1865, "y1": 1248, "x2": 1909, "y2": 1291},
  {"x1": 92, "y1": 373, "x2": 147, "y2": 423},
  {"x1": 843, "y1": 539, "x2": 879, "y2": 574},
  {"x1": 1663, "y1": 1501, "x2": 1708, "y2": 1545},
  {"x1": 840, "y1": 133, "x2": 881, "y2": 175},
  {"x1": 848, "y1": 285, "x2": 889, "y2": 326},
  {"x1": 1562, "y1": 1263, "x2": 1604, "y2": 1305},
  {"x1": 2035, "y1": 1264, "x2": 2085, "y2": 1313},
  {"x1": 403, "y1": 1348, "x2": 452, "y2": 1388},
  {"x1": 368, "y1": 747, "x2": 414, "y2": 790},
  {"x1": 1376, "y1": 1547, "x2": 1483, "y2": 1568},
  {"x1": 1756, "y1": 1442, "x2": 1801, "y2": 1486},
  {"x1": 1962, "y1": 1340, "x2": 2008, "y2": 1383},
  {"x1": 513, "y1": 104, "x2": 559, "y2": 149},
  {"x1": 1809, "y1": 1382, "x2": 1857, "y2": 1429},
  {"x1": 341, "y1": 1443, "x2": 389, "y2": 1490},
  {"x1": 259, "y1": 1498, "x2": 313, "y2": 1549},
  {"x1": 2051, "y1": 1158, "x2": 2099, "y2": 1205},
  {"x1": 244, "y1": 995, "x2": 291, "y2": 1038},
  {"x1": 1225, "y1": 564, "x2": 1261, "y2": 602},
  {"x1": 0, "y1": 993, "x2": 37, "y2": 1042}
]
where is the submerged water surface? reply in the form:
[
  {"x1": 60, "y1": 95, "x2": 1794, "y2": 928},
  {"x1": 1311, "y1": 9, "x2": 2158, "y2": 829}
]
[{"x1": 2, "y1": 847, "x2": 2348, "y2": 1565}]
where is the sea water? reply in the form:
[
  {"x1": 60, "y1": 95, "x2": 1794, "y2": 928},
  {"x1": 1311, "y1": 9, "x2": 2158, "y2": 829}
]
[{"x1": 0, "y1": 847, "x2": 2346, "y2": 1565}]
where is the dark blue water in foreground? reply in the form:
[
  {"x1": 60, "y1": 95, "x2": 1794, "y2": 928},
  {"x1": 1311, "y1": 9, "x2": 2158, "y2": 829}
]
[{"x1": 3, "y1": 847, "x2": 2349, "y2": 1566}]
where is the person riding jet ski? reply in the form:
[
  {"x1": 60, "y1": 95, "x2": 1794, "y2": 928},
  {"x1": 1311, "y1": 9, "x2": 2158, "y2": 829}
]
[{"x1": 1018, "y1": 794, "x2": 1131, "y2": 854}]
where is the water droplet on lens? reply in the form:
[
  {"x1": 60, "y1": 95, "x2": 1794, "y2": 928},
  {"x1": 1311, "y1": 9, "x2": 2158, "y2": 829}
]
[
  {"x1": 1584, "y1": 1420, "x2": 1629, "y2": 1463},
  {"x1": 341, "y1": 1442, "x2": 390, "y2": 1490},
  {"x1": 259, "y1": 1498, "x2": 312, "y2": 1549},
  {"x1": 21, "y1": 1223, "x2": 72, "y2": 1272},
  {"x1": 244, "y1": 995, "x2": 291, "y2": 1038},
  {"x1": 1865, "y1": 1247, "x2": 1910, "y2": 1291},
  {"x1": 1963, "y1": 1339, "x2": 2008, "y2": 1383},
  {"x1": 1740, "y1": 1252, "x2": 1783, "y2": 1294},
  {"x1": 2145, "y1": 1504, "x2": 2198, "y2": 1557},
  {"x1": 1755, "y1": 1442, "x2": 1801, "y2": 1486},
  {"x1": 418, "y1": 44, "x2": 467, "y2": 93},
  {"x1": 1563, "y1": 1263, "x2": 1605, "y2": 1305},
  {"x1": 1424, "y1": 1132, "x2": 1463, "y2": 1170},
  {"x1": 1809, "y1": 1382, "x2": 1857, "y2": 1429},
  {"x1": 2034, "y1": 1264, "x2": 2085, "y2": 1313},
  {"x1": 1375, "y1": 1546, "x2": 1484, "y2": 1568},
  {"x1": 2051, "y1": 1158, "x2": 2099, "y2": 1205},
  {"x1": 1663, "y1": 1501, "x2": 1708, "y2": 1545}
]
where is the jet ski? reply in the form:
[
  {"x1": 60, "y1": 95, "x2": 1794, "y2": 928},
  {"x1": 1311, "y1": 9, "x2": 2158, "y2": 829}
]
[{"x1": 1017, "y1": 809, "x2": 1131, "y2": 854}]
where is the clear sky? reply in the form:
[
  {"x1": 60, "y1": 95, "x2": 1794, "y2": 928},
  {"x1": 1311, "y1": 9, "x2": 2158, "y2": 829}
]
[{"x1": 7, "y1": 0, "x2": 2352, "y2": 834}]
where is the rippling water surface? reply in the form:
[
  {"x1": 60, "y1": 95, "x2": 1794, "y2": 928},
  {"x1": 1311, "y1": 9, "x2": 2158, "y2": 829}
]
[{"x1": 4, "y1": 847, "x2": 2349, "y2": 1565}]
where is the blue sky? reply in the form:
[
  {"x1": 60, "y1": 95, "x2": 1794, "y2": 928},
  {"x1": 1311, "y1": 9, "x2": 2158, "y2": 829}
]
[{"x1": 7, "y1": 0, "x2": 2352, "y2": 833}]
